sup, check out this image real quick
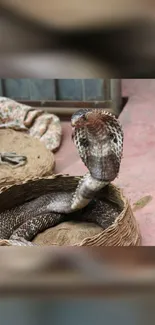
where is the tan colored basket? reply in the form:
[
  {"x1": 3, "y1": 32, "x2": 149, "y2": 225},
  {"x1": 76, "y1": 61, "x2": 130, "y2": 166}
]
[
  {"x1": 0, "y1": 174, "x2": 141, "y2": 246},
  {"x1": 0, "y1": 129, "x2": 55, "y2": 186}
]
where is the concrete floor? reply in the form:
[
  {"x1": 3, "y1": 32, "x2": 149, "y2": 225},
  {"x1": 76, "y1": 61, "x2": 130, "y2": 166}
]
[{"x1": 55, "y1": 79, "x2": 155, "y2": 246}]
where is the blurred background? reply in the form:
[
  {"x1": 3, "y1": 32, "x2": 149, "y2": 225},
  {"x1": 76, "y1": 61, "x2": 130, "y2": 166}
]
[
  {"x1": 0, "y1": 79, "x2": 155, "y2": 324},
  {"x1": 0, "y1": 0, "x2": 155, "y2": 321},
  {"x1": 0, "y1": 0, "x2": 155, "y2": 77},
  {"x1": 0, "y1": 247, "x2": 155, "y2": 325}
]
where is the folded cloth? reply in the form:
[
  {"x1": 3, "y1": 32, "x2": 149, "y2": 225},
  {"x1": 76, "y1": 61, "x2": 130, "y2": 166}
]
[{"x1": 0, "y1": 97, "x2": 62, "y2": 152}]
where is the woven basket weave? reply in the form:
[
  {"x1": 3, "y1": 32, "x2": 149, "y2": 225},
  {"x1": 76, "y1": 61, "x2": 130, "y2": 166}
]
[
  {"x1": 0, "y1": 129, "x2": 55, "y2": 187},
  {"x1": 0, "y1": 175, "x2": 141, "y2": 246}
]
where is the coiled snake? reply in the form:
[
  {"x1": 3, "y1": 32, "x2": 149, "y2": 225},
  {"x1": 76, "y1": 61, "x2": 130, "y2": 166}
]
[{"x1": 0, "y1": 109, "x2": 123, "y2": 246}]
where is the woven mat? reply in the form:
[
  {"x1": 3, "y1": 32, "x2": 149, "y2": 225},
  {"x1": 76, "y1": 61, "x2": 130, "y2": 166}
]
[{"x1": 0, "y1": 129, "x2": 55, "y2": 186}]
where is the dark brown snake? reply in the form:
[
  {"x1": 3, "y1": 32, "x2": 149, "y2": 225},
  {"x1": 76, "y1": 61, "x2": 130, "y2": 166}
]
[{"x1": 0, "y1": 109, "x2": 124, "y2": 246}]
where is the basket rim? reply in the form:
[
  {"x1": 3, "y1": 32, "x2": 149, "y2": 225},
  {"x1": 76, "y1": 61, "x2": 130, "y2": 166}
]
[{"x1": 78, "y1": 185, "x2": 129, "y2": 245}]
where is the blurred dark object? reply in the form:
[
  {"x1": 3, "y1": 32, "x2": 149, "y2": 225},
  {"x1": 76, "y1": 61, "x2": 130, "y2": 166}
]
[
  {"x1": 0, "y1": 4, "x2": 155, "y2": 77},
  {"x1": 0, "y1": 247, "x2": 155, "y2": 297}
]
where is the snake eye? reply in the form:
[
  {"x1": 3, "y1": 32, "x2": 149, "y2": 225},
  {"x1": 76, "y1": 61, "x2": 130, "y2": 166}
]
[{"x1": 83, "y1": 114, "x2": 87, "y2": 120}]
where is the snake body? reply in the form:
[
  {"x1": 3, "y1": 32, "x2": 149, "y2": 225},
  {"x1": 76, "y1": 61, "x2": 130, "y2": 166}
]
[{"x1": 0, "y1": 109, "x2": 123, "y2": 246}]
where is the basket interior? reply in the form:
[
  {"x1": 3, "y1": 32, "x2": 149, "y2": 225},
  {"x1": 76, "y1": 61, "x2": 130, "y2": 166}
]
[{"x1": 0, "y1": 176, "x2": 125, "y2": 214}]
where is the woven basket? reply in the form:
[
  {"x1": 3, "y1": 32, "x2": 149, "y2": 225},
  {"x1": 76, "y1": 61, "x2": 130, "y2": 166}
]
[
  {"x1": 0, "y1": 129, "x2": 55, "y2": 187},
  {"x1": 0, "y1": 174, "x2": 141, "y2": 246}
]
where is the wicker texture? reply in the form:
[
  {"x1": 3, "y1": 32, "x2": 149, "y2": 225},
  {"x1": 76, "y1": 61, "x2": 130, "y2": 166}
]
[
  {"x1": 0, "y1": 129, "x2": 55, "y2": 186},
  {"x1": 0, "y1": 175, "x2": 141, "y2": 246}
]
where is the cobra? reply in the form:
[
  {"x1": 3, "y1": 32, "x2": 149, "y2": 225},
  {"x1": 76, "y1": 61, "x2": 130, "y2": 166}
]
[
  {"x1": 0, "y1": 108, "x2": 124, "y2": 246},
  {"x1": 70, "y1": 108, "x2": 124, "y2": 210}
]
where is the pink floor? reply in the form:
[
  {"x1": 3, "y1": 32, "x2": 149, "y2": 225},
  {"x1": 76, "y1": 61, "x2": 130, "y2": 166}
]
[{"x1": 55, "y1": 79, "x2": 155, "y2": 246}]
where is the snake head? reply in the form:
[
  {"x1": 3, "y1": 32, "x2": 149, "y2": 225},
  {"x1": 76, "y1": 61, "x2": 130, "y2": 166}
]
[{"x1": 71, "y1": 108, "x2": 123, "y2": 182}]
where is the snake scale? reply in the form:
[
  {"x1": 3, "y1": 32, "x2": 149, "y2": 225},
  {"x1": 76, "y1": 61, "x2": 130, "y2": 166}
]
[{"x1": 0, "y1": 108, "x2": 124, "y2": 246}]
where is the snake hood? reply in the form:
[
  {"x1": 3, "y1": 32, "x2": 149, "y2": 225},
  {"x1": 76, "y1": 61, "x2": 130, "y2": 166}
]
[{"x1": 71, "y1": 108, "x2": 123, "y2": 182}]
